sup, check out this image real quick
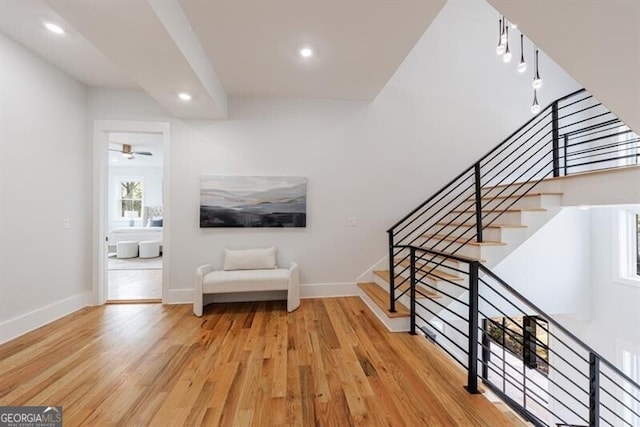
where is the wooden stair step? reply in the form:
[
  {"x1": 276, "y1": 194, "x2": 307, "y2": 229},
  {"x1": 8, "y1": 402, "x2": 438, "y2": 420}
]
[
  {"x1": 357, "y1": 282, "x2": 409, "y2": 318},
  {"x1": 396, "y1": 260, "x2": 463, "y2": 282},
  {"x1": 435, "y1": 222, "x2": 527, "y2": 229},
  {"x1": 374, "y1": 270, "x2": 443, "y2": 298},
  {"x1": 451, "y1": 207, "x2": 547, "y2": 214},
  {"x1": 396, "y1": 251, "x2": 484, "y2": 264},
  {"x1": 421, "y1": 234, "x2": 506, "y2": 246},
  {"x1": 474, "y1": 191, "x2": 563, "y2": 201}
]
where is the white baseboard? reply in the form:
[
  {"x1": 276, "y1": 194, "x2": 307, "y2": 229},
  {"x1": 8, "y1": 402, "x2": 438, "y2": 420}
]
[
  {"x1": 0, "y1": 291, "x2": 91, "y2": 344},
  {"x1": 355, "y1": 255, "x2": 388, "y2": 283},
  {"x1": 163, "y1": 282, "x2": 359, "y2": 305},
  {"x1": 300, "y1": 282, "x2": 358, "y2": 298},
  {"x1": 163, "y1": 288, "x2": 194, "y2": 305}
]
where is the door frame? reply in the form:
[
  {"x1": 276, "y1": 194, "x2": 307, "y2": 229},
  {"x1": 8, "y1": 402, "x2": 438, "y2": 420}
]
[{"x1": 93, "y1": 120, "x2": 171, "y2": 305}]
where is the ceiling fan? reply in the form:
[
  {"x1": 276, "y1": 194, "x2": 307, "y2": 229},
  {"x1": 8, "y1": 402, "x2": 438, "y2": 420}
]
[{"x1": 109, "y1": 143, "x2": 153, "y2": 159}]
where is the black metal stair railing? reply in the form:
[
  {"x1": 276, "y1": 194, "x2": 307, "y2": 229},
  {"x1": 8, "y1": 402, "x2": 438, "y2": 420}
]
[
  {"x1": 402, "y1": 245, "x2": 640, "y2": 427},
  {"x1": 386, "y1": 88, "x2": 639, "y2": 314}
]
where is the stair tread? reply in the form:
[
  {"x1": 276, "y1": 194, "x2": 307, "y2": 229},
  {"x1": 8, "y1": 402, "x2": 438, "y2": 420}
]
[
  {"x1": 396, "y1": 260, "x2": 463, "y2": 281},
  {"x1": 373, "y1": 271, "x2": 442, "y2": 298},
  {"x1": 357, "y1": 282, "x2": 409, "y2": 318},
  {"x1": 395, "y1": 250, "x2": 484, "y2": 263},
  {"x1": 435, "y1": 222, "x2": 527, "y2": 229},
  {"x1": 395, "y1": 254, "x2": 462, "y2": 266},
  {"x1": 475, "y1": 191, "x2": 562, "y2": 201},
  {"x1": 421, "y1": 234, "x2": 506, "y2": 246},
  {"x1": 451, "y1": 207, "x2": 547, "y2": 213}
]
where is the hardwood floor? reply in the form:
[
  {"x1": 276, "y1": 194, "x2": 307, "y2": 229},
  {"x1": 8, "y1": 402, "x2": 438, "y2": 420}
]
[
  {"x1": 0, "y1": 298, "x2": 516, "y2": 426},
  {"x1": 108, "y1": 269, "x2": 162, "y2": 300}
]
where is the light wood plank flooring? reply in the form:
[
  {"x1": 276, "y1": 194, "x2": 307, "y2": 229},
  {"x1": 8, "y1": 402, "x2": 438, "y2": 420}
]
[
  {"x1": 108, "y1": 269, "x2": 162, "y2": 300},
  {"x1": 0, "y1": 298, "x2": 515, "y2": 426}
]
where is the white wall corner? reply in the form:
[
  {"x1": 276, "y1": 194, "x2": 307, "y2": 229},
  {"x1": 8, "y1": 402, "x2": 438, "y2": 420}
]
[
  {"x1": 355, "y1": 256, "x2": 388, "y2": 283},
  {"x1": 0, "y1": 291, "x2": 91, "y2": 344}
]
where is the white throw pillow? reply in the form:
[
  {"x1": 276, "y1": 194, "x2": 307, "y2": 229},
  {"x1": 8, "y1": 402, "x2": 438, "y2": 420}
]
[{"x1": 223, "y1": 247, "x2": 277, "y2": 271}]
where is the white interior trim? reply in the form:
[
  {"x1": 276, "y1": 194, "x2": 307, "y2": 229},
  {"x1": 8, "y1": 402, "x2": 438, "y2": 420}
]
[
  {"x1": 0, "y1": 292, "x2": 91, "y2": 344},
  {"x1": 93, "y1": 120, "x2": 171, "y2": 305},
  {"x1": 612, "y1": 207, "x2": 640, "y2": 289}
]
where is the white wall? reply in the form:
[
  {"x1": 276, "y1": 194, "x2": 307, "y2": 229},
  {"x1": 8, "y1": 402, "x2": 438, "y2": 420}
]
[
  {"x1": 555, "y1": 207, "x2": 640, "y2": 364},
  {"x1": 0, "y1": 33, "x2": 91, "y2": 342},
  {"x1": 108, "y1": 165, "x2": 163, "y2": 229},
  {"x1": 87, "y1": 0, "x2": 581, "y2": 303},
  {"x1": 493, "y1": 208, "x2": 592, "y2": 317}
]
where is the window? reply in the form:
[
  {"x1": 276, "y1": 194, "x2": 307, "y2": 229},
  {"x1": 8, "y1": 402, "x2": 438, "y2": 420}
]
[
  {"x1": 486, "y1": 315, "x2": 549, "y2": 375},
  {"x1": 119, "y1": 179, "x2": 144, "y2": 218},
  {"x1": 636, "y1": 213, "x2": 640, "y2": 276},
  {"x1": 615, "y1": 208, "x2": 640, "y2": 287}
]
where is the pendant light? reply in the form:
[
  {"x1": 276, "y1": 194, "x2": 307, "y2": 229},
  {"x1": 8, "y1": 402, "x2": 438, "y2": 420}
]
[
  {"x1": 502, "y1": 25, "x2": 512, "y2": 63},
  {"x1": 517, "y1": 34, "x2": 527, "y2": 73},
  {"x1": 532, "y1": 47, "x2": 543, "y2": 89},
  {"x1": 496, "y1": 18, "x2": 505, "y2": 55},
  {"x1": 531, "y1": 89, "x2": 541, "y2": 114}
]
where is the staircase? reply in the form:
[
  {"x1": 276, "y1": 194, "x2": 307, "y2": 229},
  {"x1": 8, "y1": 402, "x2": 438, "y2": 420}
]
[{"x1": 358, "y1": 88, "x2": 640, "y2": 426}]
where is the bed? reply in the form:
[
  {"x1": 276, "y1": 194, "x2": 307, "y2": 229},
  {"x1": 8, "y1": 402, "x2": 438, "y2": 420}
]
[{"x1": 108, "y1": 206, "x2": 163, "y2": 252}]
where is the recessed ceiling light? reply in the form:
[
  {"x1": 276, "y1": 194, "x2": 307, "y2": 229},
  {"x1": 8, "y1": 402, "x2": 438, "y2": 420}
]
[
  {"x1": 299, "y1": 47, "x2": 313, "y2": 58},
  {"x1": 44, "y1": 22, "x2": 65, "y2": 35},
  {"x1": 178, "y1": 92, "x2": 192, "y2": 101}
]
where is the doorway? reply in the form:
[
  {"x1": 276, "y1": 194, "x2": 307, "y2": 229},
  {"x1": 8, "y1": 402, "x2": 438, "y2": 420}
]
[
  {"x1": 106, "y1": 132, "x2": 164, "y2": 302},
  {"x1": 93, "y1": 121, "x2": 170, "y2": 306}
]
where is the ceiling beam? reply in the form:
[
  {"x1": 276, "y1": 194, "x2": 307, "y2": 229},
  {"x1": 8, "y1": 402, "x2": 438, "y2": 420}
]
[{"x1": 46, "y1": 0, "x2": 227, "y2": 119}]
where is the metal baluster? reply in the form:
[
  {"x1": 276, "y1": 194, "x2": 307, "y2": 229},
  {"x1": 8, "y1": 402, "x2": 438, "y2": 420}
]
[
  {"x1": 409, "y1": 247, "x2": 416, "y2": 335},
  {"x1": 388, "y1": 231, "x2": 396, "y2": 313},
  {"x1": 552, "y1": 101, "x2": 560, "y2": 177},
  {"x1": 466, "y1": 261, "x2": 480, "y2": 394},
  {"x1": 474, "y1": 163, "x2": 483, "y2": 243},
  {"x1": 589, "y1": 353, "x2": 600, "y2": 427}
]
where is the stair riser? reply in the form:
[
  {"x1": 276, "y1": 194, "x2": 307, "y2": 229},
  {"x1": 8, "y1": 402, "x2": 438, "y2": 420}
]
[
  {"x1": 458, "y1": 194, "x2": 560, "y2": 211},
  {"x1": 414, "y1": 237, "x2": 483, "y2": 259},
  {"x1": 395, "y1": 261, "x2": 465, "y2": 281},
  {"x1": 394, "y1": 255, "x2": 462, "y2": 273},
  {"x1": 429, "y1": 225, "x2": 502, "y2": 242},
  {"x1": 443, "y1": 210, "x2": 524, "y2": 226}
]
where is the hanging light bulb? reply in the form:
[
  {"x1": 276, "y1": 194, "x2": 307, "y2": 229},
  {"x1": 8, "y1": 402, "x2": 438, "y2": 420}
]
[
  {"x1": 517, "y1": 34, "x2": 527, "y2": 73},
  {"x1": 531, "y1": 89, "x2": 541, "y2": 114},
  {"x1": 496, "y1": 18, "x2": 505, "y2": 55},
  {"x1": 532, "y1": 47, "x2": 543, "y2": 89},
  {"x1": 502, "y1": 26, "x2": 512, "y2": 63},
  {"x1": 500, "y1": 17, "x2": 507, "y2": 45}
]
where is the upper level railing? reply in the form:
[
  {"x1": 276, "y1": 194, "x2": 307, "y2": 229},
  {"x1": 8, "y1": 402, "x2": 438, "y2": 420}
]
[
  {"x1": 386, "y1": 89, "x2": 639, "y2": 313},
  {"x1": 402, "y1": 245, "x2": 640, "y2": 427}
]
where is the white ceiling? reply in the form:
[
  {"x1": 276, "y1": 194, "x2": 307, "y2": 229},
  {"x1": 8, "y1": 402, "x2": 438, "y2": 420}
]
[
  {"x1": 489, "y1": 0, "x2": 640, "y2": 133},
  {"x1": 0, "y1": 0, "x2": 136, "y2": 88},
  {"x1": 179, "y1": 1, "x2": 447, "y2": 100},
  {"x1": 0, "y1": 0, "x2": 446, "y2": 119}
]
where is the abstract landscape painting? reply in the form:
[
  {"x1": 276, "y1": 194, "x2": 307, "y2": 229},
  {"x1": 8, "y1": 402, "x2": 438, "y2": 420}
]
[{"x1": 200, "y1": 175, "x2": 307, "y2": 228}]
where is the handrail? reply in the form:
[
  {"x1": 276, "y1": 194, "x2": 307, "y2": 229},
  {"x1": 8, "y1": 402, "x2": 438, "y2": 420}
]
[
  {"x1": 388, "y1": 88, "x2": 639, "y2": 424},
  {"x1": 387, "y1": 88, "x2": 586, "y2": 232},
  {"x1": 401, "y1": 245, "x2": 640, "y2": 426},
  {"x1": 402, "y1": 244, "x2": 640, "y2": 390},
  {"x1": 477, "y1": 263, "x2": 640, "y2": 389}
]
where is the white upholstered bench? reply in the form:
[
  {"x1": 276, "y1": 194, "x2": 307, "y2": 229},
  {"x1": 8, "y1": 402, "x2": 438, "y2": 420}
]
[{"x1": 193, "y1": 247, "x2": 300, "y2": 316}]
